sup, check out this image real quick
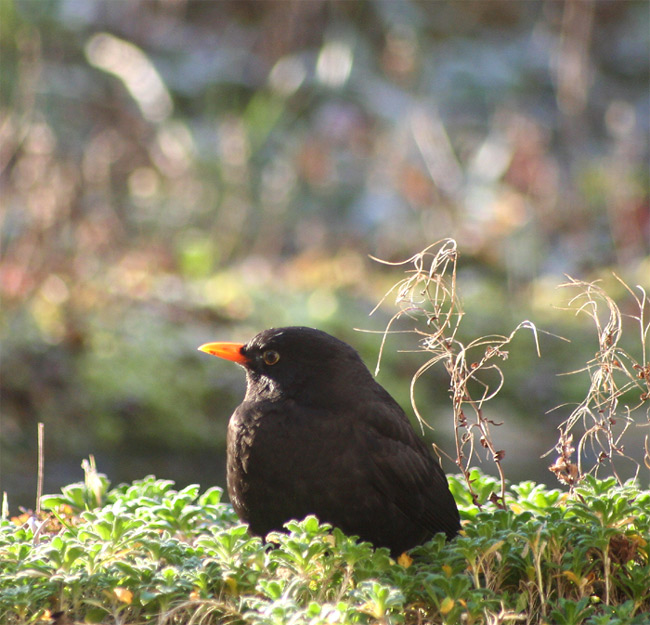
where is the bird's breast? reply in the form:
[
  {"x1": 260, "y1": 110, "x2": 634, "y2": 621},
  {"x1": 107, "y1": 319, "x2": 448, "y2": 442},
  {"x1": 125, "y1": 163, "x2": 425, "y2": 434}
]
[{"x1": 227, "y1": 399, "x2": 350, "y2": 483}]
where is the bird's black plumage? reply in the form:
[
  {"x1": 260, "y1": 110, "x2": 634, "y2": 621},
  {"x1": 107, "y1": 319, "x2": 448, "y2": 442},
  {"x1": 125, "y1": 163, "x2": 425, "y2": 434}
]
[{"x1": 200, "y1": 326, "x2": 460, "y2": 555}]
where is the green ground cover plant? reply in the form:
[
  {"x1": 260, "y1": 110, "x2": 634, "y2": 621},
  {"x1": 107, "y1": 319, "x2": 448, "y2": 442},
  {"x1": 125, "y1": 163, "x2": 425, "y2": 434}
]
[{"x1": 1, "y1": 464, "x2": 648, "y2": 624}]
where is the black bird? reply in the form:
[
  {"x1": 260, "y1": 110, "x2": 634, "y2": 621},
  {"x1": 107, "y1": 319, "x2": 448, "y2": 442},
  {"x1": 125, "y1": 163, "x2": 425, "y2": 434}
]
[{"x1": 198, "y1": 326, "x2": 460, "y2": 555}]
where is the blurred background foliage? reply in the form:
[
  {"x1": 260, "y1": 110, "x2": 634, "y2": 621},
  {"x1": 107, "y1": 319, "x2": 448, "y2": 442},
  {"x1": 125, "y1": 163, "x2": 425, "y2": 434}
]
[{"x1": 1, "y1": 0, "x2": 649, "y2": 510}]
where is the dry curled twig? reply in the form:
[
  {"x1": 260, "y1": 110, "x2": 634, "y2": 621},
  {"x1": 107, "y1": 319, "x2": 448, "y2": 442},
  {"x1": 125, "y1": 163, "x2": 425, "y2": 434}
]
[
  {"x1": 370, "y1": 240, "x2": 541, "y2": 508},
  {"x1": 548, "y1": 276, "x2": 650, "y2": 488}
]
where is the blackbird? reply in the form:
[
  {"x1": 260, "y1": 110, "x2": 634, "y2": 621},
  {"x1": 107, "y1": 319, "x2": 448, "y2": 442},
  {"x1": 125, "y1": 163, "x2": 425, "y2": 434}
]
[{"x1": 198, "y1": 326, "x2": 460, "y2": 555}]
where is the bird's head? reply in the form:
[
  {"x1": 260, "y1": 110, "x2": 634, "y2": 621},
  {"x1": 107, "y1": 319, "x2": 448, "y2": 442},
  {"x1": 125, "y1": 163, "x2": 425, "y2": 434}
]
[{"x1": 198, "y1": 326, "x2": 374, "y2": 403}]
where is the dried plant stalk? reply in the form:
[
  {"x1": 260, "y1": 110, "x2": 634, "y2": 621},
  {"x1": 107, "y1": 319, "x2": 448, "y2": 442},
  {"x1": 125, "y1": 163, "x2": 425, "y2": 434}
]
[
  {"x1": 371, "y1": 240, "x2": 540, "y2": 507},
  {"x1": 549, "y1": 276, "x2": 649, "y2": 488}
]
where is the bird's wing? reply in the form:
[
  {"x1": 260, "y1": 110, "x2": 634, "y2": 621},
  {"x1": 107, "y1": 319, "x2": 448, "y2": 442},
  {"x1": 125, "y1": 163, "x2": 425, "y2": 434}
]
[{"x1": 358, "y1": 395, "x2": 461, "y2": 539}]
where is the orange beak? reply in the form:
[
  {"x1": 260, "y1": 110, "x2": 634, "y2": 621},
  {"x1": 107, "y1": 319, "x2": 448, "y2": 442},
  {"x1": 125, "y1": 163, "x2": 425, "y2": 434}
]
[{"x1": 198, "y1": 341, "x2": 249, "y2": 365}]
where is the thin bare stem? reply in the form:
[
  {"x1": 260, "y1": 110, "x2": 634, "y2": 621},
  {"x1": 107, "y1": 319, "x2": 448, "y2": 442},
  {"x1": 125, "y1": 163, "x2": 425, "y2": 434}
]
[
  {"x1": 36, "y1": 422, "x2": 44, "y2": 516},
  {"x1": 371, "y1": 240, "x2": 540, "y2": 507},
  {"x1": 549, "y1": 276, "x2": 649, "y2": 488}
]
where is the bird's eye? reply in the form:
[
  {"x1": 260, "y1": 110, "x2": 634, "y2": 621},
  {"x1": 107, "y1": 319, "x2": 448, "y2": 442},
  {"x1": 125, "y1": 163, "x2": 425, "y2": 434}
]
[{"x1": 262, "y1": 350, "x2": 280, "y2": 366}]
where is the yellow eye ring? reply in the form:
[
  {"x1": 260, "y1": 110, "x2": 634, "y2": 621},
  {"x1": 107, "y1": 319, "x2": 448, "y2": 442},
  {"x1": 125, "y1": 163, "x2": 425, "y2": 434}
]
[{"x1": 262, "y1": 350, "x2": 280, "y2": 366}]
